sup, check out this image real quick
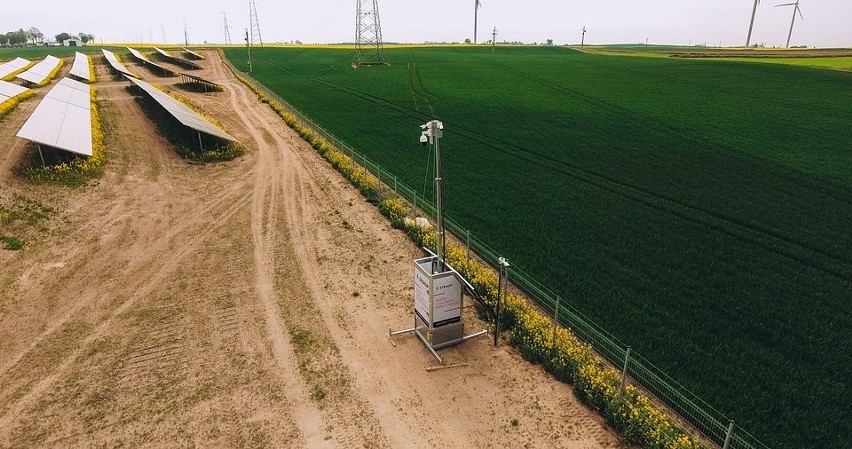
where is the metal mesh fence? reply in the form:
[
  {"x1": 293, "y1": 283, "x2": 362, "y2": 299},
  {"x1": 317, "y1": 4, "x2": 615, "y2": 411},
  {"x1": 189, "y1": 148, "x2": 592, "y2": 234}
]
[{"x1": 222, "y1": 55, "x2": 768, "y2": 449}]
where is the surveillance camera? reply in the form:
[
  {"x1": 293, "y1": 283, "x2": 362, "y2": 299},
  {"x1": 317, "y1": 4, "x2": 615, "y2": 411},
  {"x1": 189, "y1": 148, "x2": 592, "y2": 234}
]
[
  {"x1": 437, "y1": 122, "x2": 444, "y2": 130},
  {"x1": 420, "y1": 124, "x2": 428, "y2": 130},
  {"x1": 419, "y1": 134, "x2": 429, "y2": 146}
]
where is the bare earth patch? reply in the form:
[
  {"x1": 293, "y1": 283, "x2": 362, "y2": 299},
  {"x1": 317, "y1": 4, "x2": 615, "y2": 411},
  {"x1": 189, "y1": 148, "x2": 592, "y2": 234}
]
[{"x1": 0, "y1": 51, "x2": 623, "y2": 448}]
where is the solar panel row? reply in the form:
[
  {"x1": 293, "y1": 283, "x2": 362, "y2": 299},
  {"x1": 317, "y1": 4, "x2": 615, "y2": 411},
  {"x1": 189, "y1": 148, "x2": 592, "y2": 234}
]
[
  {"x1": 16, "y1": 77, "x2": 93, "y2": 157},
  {"x1": 68, "y1": 52, "x2": 92, "y2": 82},
  {"x1": 182, "y1": 48, "x2": 204, "y2": 60},
  {"x1": 127, "y1": 47, "x2": 176, "y2": 76},
  {"x1": 102, "y1": 49, "x2": 137, "y2": 78},
  {"x1": 0, "y1": 57, "x2": 31, "y2": 79},
  {"x1": 0, "y1": 80, "x2": 30, "y2": 102},
  {"x1": 126, "y1": 76, "x2": 236, "y2": 142},
  {"x1": 153, "y1": 47, "x2": 201, "y2": 70},
  {"x1": 16, "y1": 55, "x2": 61, "y2": 85}
]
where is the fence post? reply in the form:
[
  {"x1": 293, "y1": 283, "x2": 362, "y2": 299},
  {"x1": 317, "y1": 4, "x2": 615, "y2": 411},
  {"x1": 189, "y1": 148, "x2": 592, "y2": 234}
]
[
  {"x1": 552, "y1": 295, "x2": 561, "y2": 347},
  {"x1": 393, "y1": 176, "x2": 398, "y2": 193},
  {"x1": 619, "y1": 346, "x2": 632, "y2": 399},
  {"x1": 466, "y1": 230, "x2": 471, "y2": 262},
  {"x1": 413, "y1": 191, "x2": 418, "y2": 211},
  {"x1": 722, "y1": 421, "x2": 735, "y2": 449}
]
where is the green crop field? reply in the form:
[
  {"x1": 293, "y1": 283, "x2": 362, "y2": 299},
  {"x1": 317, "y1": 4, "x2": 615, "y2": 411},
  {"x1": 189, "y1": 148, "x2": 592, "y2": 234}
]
[{"x1": 252, "y1": 46, "x2": 849, "y2": 448}]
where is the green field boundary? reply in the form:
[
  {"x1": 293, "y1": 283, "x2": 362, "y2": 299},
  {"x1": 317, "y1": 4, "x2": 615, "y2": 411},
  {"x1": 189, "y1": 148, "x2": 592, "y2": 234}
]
[{"x1": 220, "y1": 52, "x2": 769, "y2": 449}]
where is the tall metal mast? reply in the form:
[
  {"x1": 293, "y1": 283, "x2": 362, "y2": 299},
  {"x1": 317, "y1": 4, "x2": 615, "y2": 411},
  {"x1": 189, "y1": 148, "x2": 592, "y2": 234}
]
[
  {"x1": 249, "y1": 0, "x2": 264, "y2": 47},
  {"x1": 354, "y1": 0, "x2": 385, "y2": 66},
  {"x1": 223, "y1": 12, "x2": 233, "y2": 45}
]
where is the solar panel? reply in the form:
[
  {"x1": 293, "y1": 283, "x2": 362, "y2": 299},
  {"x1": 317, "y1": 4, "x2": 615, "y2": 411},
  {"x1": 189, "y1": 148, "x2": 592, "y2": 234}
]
[
  {"x1": 68, "y1": 52, "x2": 92, "y2": 81},
  {"x1": 0, "y1": 57, "x2": 31, "y2": 79},
  {"x1": 16, "y1": 55, "x2": 61, "y2": 85},
  {"x1": 126, "y1": 76, "x2": 236, "y2": 142},
  {"x1": 154, "y1": 47, "x2": 172, "y2": 58},
  {"x1": 0, "y1": 80, "x2": 30, "y2": 101},
  {"x1": 127, "y1": 47, "x2": 175, "y2": 75},
  {"x1": 182, "y1": 48, "x2": 204, "y2": 59},
  {"x1": 102, "y1": 49, "x2": 137, "y2": 78},
  {"x1": 16, "y1": 77, "x2": 92, "y2": 156},
  {"x1": 46, "y1": 78, "x2": 90, "y2": 108}
]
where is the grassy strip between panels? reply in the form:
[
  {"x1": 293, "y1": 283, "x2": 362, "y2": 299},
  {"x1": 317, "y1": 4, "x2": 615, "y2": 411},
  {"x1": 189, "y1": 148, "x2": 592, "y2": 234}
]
[
  {"x1": 0, "y1": 90, "x2": 34, "y2": 120},
  {"x1": 227, "y1": 62, "x2": 706, "y2": 449}
]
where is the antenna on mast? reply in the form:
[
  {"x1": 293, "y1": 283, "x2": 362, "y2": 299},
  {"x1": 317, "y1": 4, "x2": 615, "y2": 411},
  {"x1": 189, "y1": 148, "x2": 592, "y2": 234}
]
[
  {"x1": 474, "y1": 0, "x2": 481, "y2": 44},
  {"x1": 249, "y1": 0, "x2": 264, "y2": 47},
  {"x1": 354, "y1": 0, "x2": 386, "y2": 66}
]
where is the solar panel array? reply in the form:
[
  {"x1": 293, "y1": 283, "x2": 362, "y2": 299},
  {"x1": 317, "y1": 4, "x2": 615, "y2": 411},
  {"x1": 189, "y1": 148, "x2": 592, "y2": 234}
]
[
  {"x1": 102, "y1": 49, "x2": 137, "y2": 78},
  {"x1": 127, "y1": 47, "x2": 175, "y2": 75},
  {"x1": 16, "y1": 55, "x2": 61, "y2": 85},
  {"x1": 16, "y1": 77, "x2": 93, "y2": 156},
  {"x1": 68, "y1": 52, "x2": 92, "y2": 81},
  {"x1": 126, "y1": 76, "x2": 236, "y2": 142},
  {"x1": 0, "y1": 57, "x2": 31, "y2": 79},
  {"x1": 0, "y1": 80, "x2": 30, "y2": 103}
]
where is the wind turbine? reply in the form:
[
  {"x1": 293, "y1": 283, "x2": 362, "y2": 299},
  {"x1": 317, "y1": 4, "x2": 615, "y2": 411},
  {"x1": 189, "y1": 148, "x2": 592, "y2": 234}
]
[
  {"x1": 746, "y1": 0, "x2": 760, "y2": 47},
  {"x1": 581, "y1": 26, "x2": 587, "y2": 46},
  {"x1": 775, "y1": 0, "x2": 803, "y2": 48},
  {"x1": 474, "y1": 0, "x2": 482, "y2": 44}
]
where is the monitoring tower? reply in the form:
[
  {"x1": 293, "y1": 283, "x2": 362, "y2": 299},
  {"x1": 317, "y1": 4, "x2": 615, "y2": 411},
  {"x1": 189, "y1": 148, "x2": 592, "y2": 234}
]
[{"x1": 354, "y1": 0, "x2": 385, "y2": 66}]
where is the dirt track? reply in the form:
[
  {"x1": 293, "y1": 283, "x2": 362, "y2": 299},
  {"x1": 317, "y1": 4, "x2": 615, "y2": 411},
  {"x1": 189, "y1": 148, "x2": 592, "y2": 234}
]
[{"x1": 0, "y1": 51, "x2": 621, "y2": 448}]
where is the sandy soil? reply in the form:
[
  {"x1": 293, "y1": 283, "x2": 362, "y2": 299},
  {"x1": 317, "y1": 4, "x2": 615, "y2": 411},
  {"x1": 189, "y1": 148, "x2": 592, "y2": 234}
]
[{"x1": 0, "y1": 51, "x2": 622, "y2": 448}]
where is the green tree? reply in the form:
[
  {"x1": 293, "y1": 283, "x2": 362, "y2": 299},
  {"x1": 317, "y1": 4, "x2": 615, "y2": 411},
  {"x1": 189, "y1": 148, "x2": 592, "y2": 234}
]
[
  {"x1": 78, "y1": 33, "x2": 94, "y2": 44},
  {"x1": 0, "y1": 33, "x2": 8, "y2": 46},
  {"x1": 56, "y1": 32, "x2": 72, "y2": 43}
]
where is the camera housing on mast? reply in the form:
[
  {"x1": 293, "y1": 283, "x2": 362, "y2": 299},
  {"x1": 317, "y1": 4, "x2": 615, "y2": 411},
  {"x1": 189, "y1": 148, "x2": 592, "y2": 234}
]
[{"x1": 419, "y1": 120, "x2": 443, "y2": 145}]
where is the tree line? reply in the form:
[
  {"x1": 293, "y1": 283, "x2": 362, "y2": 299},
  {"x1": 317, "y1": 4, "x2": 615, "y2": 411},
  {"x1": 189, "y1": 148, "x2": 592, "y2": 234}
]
[{"x1": 0, "y1": 28, "x2": 94, "y2": 46}]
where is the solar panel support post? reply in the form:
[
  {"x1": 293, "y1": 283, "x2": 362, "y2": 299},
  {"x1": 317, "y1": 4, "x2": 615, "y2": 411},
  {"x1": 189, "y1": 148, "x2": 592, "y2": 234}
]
[
  {"x1": 36, "y1": 143, "x2": 45, "y2": 167},
  {"x1": 197, "y1": 131, "x2": 204, "y2": 153}
]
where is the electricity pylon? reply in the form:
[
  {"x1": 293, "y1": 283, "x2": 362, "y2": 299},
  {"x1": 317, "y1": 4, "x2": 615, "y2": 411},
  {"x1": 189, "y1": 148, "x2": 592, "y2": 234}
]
[{"x1": 354, "y1": 0, "x2": 385, "y2": 66}]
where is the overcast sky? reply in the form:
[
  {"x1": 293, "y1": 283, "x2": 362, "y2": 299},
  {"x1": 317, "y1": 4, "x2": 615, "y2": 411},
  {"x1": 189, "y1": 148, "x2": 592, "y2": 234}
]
[{"x1": 2, "y1": 0, "x2": 850, "y2": 48}]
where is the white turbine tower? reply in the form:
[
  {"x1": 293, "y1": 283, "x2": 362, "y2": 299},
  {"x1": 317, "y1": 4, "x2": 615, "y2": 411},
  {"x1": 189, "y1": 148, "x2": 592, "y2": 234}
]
[
  {"x1": 474, "y1": 0, "x2": 482, "y2": 44},
  {"x1": 775, "y1": 0, "x2": 803, "y2": 48},
  {"x1": 746, "y1": 0, "x2": 760, "y2": 47}
]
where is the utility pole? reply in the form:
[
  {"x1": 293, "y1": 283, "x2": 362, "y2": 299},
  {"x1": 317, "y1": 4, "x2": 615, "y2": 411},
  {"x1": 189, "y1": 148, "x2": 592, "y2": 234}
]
[
  {"x1": 183, "y1": 19, "x2": 189, "y2": 46},
  {"x1": 491, "y1": 26, "x2": 497, "y2": 54},
  {"x1": 245, "y1": 28, "x2": 253, "y2": 73}
]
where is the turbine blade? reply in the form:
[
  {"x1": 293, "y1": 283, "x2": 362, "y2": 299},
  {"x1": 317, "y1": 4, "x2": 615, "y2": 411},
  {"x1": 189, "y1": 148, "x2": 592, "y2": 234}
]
[
  {"x1": 775, "y1": 2, "x2": 796, "y2": 6},
  {"x1": 797, "y1": 6, "x2": 804, "y2": 19}
]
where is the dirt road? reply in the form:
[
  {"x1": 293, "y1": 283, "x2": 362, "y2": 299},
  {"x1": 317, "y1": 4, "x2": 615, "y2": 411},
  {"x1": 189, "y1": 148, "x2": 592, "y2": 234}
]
[{"x1": 0, "y1": 51, "x2": 620, "y2": 448}]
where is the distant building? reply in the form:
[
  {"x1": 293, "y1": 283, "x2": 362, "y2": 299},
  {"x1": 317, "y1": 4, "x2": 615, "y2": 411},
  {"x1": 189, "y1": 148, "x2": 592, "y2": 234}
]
[{"x1": 63, "y1": 38, "x2": 81, "y2": 47}]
